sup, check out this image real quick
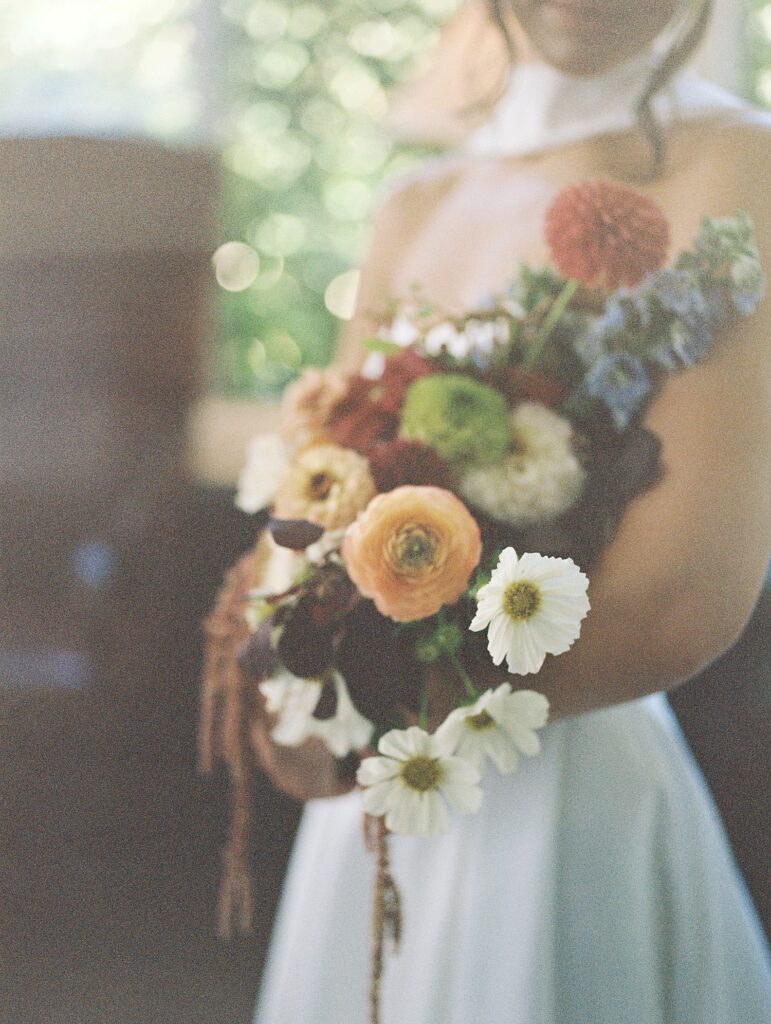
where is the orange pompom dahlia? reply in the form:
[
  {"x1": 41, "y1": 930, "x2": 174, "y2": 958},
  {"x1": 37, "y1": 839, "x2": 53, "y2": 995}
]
[
  {"x1": 341, "y1": 486, "x2": 481, "y2": 623},
  {"x1": 545, "y1": 180, "x2": 670, "y2": 289}
]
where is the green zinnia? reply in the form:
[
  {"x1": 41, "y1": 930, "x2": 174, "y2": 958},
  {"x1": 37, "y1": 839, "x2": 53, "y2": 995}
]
[{"x1": 399, "y1": 374, "x2": 511, "y2": 468}]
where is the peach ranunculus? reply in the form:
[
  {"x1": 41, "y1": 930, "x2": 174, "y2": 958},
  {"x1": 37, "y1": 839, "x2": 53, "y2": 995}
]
[
  {"x1": 341, "y1": 485, "x2": 482, "y2": 623},
  {"x1": 280, "y1": 367, "x2": 351, "y2": 450}
]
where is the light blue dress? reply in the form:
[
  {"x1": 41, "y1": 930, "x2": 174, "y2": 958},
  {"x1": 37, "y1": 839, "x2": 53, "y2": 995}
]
[{"x1": 255, "y1": 695, "x2": 770, "y2": 1023}]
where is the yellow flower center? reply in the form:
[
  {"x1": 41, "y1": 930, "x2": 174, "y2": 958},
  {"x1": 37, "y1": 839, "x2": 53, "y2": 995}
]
[
  {"x1": 467, "y1": 710, "x2": 495, "y2": 731},
  {"x1": 400, "y1": 755, "x2": 443, "y2": 792},
  {"x1": 394, "y1": 525, "x2": 438, "y2": 570},
  {"x1": 503, "y1": 580, "x2": 541, "y2": 620},
  {"x1": 307, "y1": 471, "x2": 334, "y2": 502}
]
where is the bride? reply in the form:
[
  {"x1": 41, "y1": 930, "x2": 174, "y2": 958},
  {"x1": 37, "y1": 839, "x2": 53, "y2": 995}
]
[{"x1": 250, "y1": 1, "x2": 771, "y2": 1021}]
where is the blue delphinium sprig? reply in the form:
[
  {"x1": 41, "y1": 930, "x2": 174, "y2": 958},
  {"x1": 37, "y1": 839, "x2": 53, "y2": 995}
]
[
  {"x1": 573, "y1": 212, "x2": 764, "y2": 430},
  {"x1": 584, "y1": 352, "x2": 652, "y2": 430},
  {"x1": 684, "y1": 211, "x2": 764, "y2": 316}
]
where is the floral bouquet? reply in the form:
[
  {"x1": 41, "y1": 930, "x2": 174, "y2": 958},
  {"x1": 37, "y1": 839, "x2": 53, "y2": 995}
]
[{"x1": 199, "y1": 181, "x2": 762, "y2": 1020}]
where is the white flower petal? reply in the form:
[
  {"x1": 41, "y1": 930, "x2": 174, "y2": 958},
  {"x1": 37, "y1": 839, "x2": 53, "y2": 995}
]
[
  {"x1": 271, "y1": 712, "x2": 314, "y2": 747},
  {"x1": 441, "y1": 754, "x2": 482, "y2": 786},
  {"x1": 422, "y1": 792, "x2": 451, "y2": 835},
  {"x1": 499, "y1": 690, "x2": 550, "y2": 729},
  {"x1": 386, "y1": 788, "x2": 447, "y2": 837},
  {"x1": 507, "y1": 724, "x2": 542, "y2": 757},
  {"x1": 360, "y1": 779, "x2": 400, "y2": 817},
  {"x1": 499, "y1": 547, "x2": 520, "y2": 575},
  {"x1": 482, "y1": 728, "x2": 520, "y2": 774},
  {"x1": 356, "y1": 755, "x2": 400, "y2": 786},
  {"x1": 433, "y1": 712, "x2": 467, "y2": 756},
  {"x1": 378, "y1": 726, "x2": 430, "y2": 761},
  {"x1": 453, "y1": 732, "x2": 488, "y2": 774},
  {"x1": 309, "y1": 673, "x2": 373, "y2": 756},
  {"x1": 260, "y1": 672, "x2": 321, "y2": 716},
  {"x1": 439, "y1": 775, "x2": 483, "y2": 815},
  {"x1": 506, "y1": 622, "x2": 547, "y2": 675}
]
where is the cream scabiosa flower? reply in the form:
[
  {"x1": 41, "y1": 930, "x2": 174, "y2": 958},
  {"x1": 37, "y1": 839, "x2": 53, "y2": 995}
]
[
  {"x1": 435, "y1": 685, "x2": 549, "y2": 774},
  {"x1": 356, "y1": 726, "x2": 482, "y2": 837},
  {"x1": 460, "y1": 403, "x2": 585, "y2": 528},
  {"x1": 470, "y1": 548, "x2": 590, "y2": 675}
]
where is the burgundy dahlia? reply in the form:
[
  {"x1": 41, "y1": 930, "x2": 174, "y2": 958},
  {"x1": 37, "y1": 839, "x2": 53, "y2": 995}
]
[
  {"x1": 367, "y1": 438, "x2": 454, "y2": 493},
  {"x1": 327, "y1": 350, "x2": 432, "y2": 454}
]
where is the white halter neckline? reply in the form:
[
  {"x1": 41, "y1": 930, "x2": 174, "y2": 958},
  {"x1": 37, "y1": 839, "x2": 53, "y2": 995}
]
[{"x1": 466, "y1": 53, "x2": 746, "y2": 158}]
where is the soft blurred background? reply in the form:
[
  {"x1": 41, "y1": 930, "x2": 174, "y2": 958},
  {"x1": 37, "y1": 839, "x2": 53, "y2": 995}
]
[{"x1": 0, "y1": 2, "x2": 768, "y2": 1022}]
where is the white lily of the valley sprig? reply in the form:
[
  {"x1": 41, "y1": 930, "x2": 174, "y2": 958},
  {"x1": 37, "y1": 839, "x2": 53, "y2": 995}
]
[
  {"x1": 435, "y1": 685, "x2": 549, "y2": 774},
  {"x1": 381, "y1": 312, "x2": 420, "y2": 348},
  {"x1": 235, "y1": 433, "x2": 290, "y2": 513},
  {"x1": 356, "y1": 726, "x2": 482, "y2": 837},
  {"x1": 424, "y1": 322, "x2": 470, "y2": 359},
  {"x1": 470, "y1": 548, "x2": 590, "y2": 675}
]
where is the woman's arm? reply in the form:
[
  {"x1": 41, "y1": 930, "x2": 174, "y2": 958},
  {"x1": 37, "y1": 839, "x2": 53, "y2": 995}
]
[
  {"x1": 539, "y1": 125, "x2": 771, "y2": 716},
  {"x1": 539, "y1": 306, "x2": 770, "y2": 716}
]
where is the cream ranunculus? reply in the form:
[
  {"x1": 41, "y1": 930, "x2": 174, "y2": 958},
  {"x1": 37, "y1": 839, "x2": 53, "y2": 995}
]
[
  {"x1": 273, "y1": 443, "x2": 376, "y2": 531},
  {"x1": 470, "y1": 548, "x2": 590, "y2": 675},
  {"x1": 356, "y1": 726, "x2": 482, "y2": 836}
]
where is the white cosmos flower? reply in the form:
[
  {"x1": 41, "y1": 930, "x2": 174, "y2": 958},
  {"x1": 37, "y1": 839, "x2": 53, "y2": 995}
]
[
  {"x1": 470, "y1": 548, "x2": 590, "y2": 675},
  {"x1": 356, "y1": 726, "x2": 482, "y2": 837},
  {"x1": 236, "y1": 433, "x2": 290, "y2": 513},
  {"x1": 435, "y1": 685, "x2": 549, "y2": 774},
  {"x1": 309, "y1": 672, "x2": 373, "y2": 757}
]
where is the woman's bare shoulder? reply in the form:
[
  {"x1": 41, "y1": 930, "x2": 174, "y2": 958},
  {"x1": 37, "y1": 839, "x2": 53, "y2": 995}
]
[
  {"x1": 679, "y1": 111, "x2": 771, "y2": 210},
  {"x1": 663, "y1": 111, "x2": 771, "y2": 261},
  {"x1": 374, "y1": 154, "x2": 472, "y2": 223}
]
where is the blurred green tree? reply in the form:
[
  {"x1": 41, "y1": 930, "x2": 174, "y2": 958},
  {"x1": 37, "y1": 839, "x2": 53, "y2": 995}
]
[
  {"x1": 747, "y1": 1, "x2": 771, "y2": 105},
  {"x1": 213, "y1": 0, "x2": 459, "y2": 396}
]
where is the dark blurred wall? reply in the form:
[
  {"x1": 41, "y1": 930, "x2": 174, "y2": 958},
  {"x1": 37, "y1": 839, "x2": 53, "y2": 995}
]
[{"x1": 0, "y1": 137, "x2": 218, "y2": 727}]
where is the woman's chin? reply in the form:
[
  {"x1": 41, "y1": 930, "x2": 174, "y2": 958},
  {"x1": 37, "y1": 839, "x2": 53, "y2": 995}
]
[{"x1": 512, "y1": 0, "x2": 677, "y2": 77}]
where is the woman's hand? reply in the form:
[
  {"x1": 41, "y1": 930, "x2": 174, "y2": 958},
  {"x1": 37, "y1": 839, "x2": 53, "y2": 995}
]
[{"x1": 250, "y1": 719, "x2": 355, "y2": 803}]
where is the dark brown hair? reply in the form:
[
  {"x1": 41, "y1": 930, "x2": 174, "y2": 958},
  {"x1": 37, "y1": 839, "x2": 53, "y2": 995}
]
[{"x1": 486, "y1": 0, "x2": 714, "y2": 178}]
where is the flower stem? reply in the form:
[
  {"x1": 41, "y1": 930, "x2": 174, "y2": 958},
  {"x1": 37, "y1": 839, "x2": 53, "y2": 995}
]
[
  {"x1": 522, "y1": 278, "x2": 579, "y2": 373},
  {"x1": 446, "y1": 650, "x2": 480, "y2": 702},
  {"x1": 418, "y1": 684, "x2": 429, "y2": 731}
]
